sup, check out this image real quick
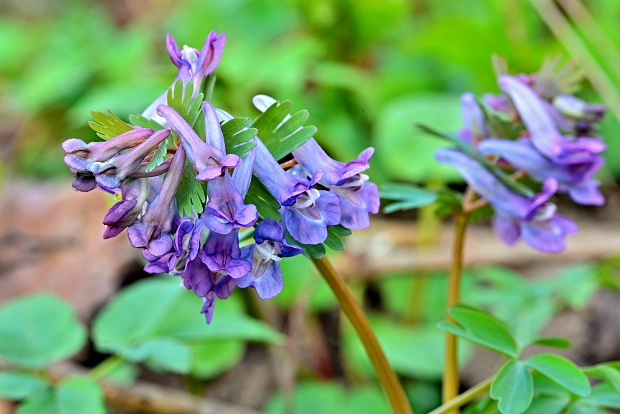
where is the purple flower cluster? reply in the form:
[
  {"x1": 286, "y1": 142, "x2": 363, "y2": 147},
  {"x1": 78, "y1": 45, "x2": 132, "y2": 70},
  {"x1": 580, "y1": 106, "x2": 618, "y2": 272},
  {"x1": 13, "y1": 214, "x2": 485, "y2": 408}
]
[
  {"x1": 62, "y1": 32, "x2": 379, "y2": 323},
  {"x1": 437, "y1": 70, "x2": 607, "y2": 253}
]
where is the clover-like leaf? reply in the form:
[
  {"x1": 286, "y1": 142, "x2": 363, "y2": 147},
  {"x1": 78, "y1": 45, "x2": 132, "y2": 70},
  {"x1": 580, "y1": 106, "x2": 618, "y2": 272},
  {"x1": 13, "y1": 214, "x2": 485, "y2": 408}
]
[
  {"x1": 437, "y1": 305, "x2": 519, "y2": 358},
  {"x1": 491, "y1": 360, "x2": 534, "y2": 414},
  {"x1": 524, "y1": 354, "x2": 590, "y2": 397}
]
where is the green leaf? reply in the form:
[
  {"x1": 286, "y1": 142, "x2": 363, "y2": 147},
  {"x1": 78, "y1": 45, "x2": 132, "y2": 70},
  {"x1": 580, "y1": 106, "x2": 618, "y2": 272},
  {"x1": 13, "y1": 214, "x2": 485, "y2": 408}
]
[
  {"x1": 437, "y1": 305, "x2": 519, "y2": 358},
  {"x1": 55, "y1": 377, "x2": 105, "y2": 414},
  {"x1": 490, "y1": 360, "x2": 534, "y2": 414},
  {"x1": 579, "y1": 383, "x2": 620, "y2": 409},
  {"x1": 124, "y1": 338, "x2": 192, "y2": 374},
  {"x1": 93, "y1": 278, "x2": 283, "y2": 372},
  {"x1": 582, "y1": 364, "x2": 620, "y2": 397},
  {"x1": 245, "y1": 176, "x2": 282, "y2": 221},
  {"x1": 324, "y1": 227, "x2": 346, "y2": 251},
  {"x1": 328, "y1": 225, "x2": 352, "y2": 237},
  {"x1": 0, "y1": 371, "x2": 47, "y2": 400},
  {"x1": 252, "y1": 100, "x2": 316, "y2": 160},
  {"x1": 221, "y1": 117, "x2": 258, "y2": 158},
  {"x1": 128, "y1": 114, "x2": 165, "y2": 130},
  {"x1": 88, "y1": 109, "x2": 133, "y2": 140},
  {"x1": 524, "y1": 354, "x2": 590, "y2": 397},
  {"x1": 527, "y1": 337, "x2": 571, "y2": 349},
  {"x1": 167, "y1": 79, "x2": 204, "y2": 127},
  {"x1": 564, "y1": 404, "x2": 610, "y2": 414},
  {"x1": 379, "y1": 183, "x2": 438, "y2": 213},
  {"x1": 175, "y1": 159, "x2": 206, "y2": 216},
  {"x1": 145, "y1": 136, "x2": 172, "y2": 172},
  {"x1": 522, "y1": 397, "x2": 569, "y2": 414},
  {"x1": 18, "y1": 388, "x2": 56, "y2": 414},
  {"x1": 0, "y1": 294, "x2": 87, "y2": 369},
  {"x1": 285, "y1": 231, "x2": 326, "y2": 259},
  {"x1": 189, "y1": 341, "x2": 245, "y2": 379}
]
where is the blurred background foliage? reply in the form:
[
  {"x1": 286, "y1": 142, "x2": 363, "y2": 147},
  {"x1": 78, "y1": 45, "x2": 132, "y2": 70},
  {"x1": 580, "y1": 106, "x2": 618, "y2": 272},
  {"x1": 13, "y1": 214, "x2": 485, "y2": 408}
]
[
  {"x1": 3, "y1": 0, "x2": 620, "y2": 412},
  {"x1": 2, "y1": 0, "x2": 620, "y2": 184}
]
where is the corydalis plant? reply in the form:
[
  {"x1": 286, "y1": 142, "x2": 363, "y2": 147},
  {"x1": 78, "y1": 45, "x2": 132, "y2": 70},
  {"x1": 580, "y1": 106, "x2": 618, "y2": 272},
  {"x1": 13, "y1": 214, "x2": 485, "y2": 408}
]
[
  {"x1": 431, "y1": 58, "x2": 607, "y2": 253},
  {"x1": 61, "y1": 31, "x2": 379, "y2": 324}
]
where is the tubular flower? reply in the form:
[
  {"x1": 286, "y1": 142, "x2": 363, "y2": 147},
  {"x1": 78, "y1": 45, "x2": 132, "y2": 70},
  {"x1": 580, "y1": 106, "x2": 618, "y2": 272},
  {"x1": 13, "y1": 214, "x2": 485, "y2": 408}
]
[
  {"x1": 436, "y1": 148, "x2": 577, "y2": 253},
  {"x1": 102, "y1": 178, "x2": 152, "y2": 239},
  {"x1": 157, "y1": 103, "x2": 240, "y2": 181},
  {"x1": 237, "y1": 219, "x2": 303, "y2": 299},
  {"x1": 253, "y1": 139, "x2": 341, "y2": 245}
]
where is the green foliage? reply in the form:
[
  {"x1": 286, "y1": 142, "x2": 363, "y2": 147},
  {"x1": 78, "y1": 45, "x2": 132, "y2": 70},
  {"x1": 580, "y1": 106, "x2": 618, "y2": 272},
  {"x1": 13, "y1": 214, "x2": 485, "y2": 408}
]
[
  {"x1": 524, "y1": 354, "x2": 590, "y2": 397},
  {"x1": 0, "y1": 371, "x2": 47, "y2": 400},
  {"x1": 491, "y1": 360, "x2": 533, "y2": 414},
  {"x1": 252, "y1": 100, "x2": 317, "y2": 160},
  {"x1": 176, "y1": 160, "x2": 207, "y2": 216},
  {"x1": 437, "y1": 305, "x2": 519, "y2": 358},
  {"x1": 264, "y1": 381, "x2": 391, "y2": 414},
  {"x1": 88, "y1": 109, "x2": 133, "y2": 140},
  {"x1": 92, "y1": 277, "x2": 282, "y2": 377},
  {"x1": 128, "y1": 114, "x2": 165, "y2": 131},
  {"x1": 245, "y1": 176, "x2": 282, "y2": 221},
  {"x1": 379, "y1": 183, "x2": 438, "y2": 213},
  {"x1": 167, "y1": 80, "x2": 204, "y2": 127},
  {"x1": 221, "y1": 117, "x2": 258, "y2": 158},
  {"x1": 17, "y1": 377, "x2": 105, "y2": 414},
  {"x1": 0, "y1": 294, "x2": 86, "y2": 369}
]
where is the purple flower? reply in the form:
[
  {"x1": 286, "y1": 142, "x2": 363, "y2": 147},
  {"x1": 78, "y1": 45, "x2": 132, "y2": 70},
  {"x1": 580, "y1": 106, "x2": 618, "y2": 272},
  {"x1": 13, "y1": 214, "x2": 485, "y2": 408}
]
[
  {"x1": 200, "y1": 231, "x2": 251, "y2": 279},
  {"x1": 436, "y1": 148, "x2": 577, "y2": 253},
  {"x1": 478, "y1": 139, "x2": 605, "y2": 206},
  {"x1": 458, "y1": 93, "x2": 487, "y2": 144},
  {"x1": 498, "y1": 75, "x2": 606, "y2": 164},
  {"x1": 128, "y1": 145, "x2": 186, "y2": 256},
  {"x1": 102, "y1": 178, "x2": 152, "y2": 239},
  {"x1": 143, "y1": 250, "x2": 176, "y2": 274},
  {"x1": 62, "y1": 128, "x2": 154, "y2": 192},
  {"x1": 253, "y1": 139, "x2": 341, "y2": 245},
  {"x1": 88, "y1": 129, "x2": 171, "y2": 189},
  {"x1": 157, "y1": 103, "x2": 240, "y2": 181},
  {"x1": 169, "y1": 218, "x2": 203, "y2": 275},
  {"x1": 237, "y1": 220, "x2": 303, "y2": 299},
  {"x1": 182, "y1": 256, "x2": 236, "y2": 324},
  {"x1": 141, "y1": 31, "x2": 226, "y2": 124}
]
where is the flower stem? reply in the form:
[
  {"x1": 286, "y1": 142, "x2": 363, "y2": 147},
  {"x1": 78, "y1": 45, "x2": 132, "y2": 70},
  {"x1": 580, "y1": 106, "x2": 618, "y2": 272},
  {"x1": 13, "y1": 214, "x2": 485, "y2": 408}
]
[
  {"x1": 430, "y1": 377, "x2": 492, "y2": 414},
  {"x1": 88, "y1": 355, "x2": 125, "y2": 381},
  {"x1": 310, "y1": 256, "x2": 413, "y2": 414},
  {"x1": 442, "y1": 211, "x2": 469, "y2": 412}
]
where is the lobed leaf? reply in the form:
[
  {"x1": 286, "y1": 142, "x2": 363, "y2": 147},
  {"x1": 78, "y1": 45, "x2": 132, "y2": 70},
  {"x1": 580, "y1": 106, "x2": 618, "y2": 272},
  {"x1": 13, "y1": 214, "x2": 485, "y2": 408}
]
[
  {"x1": 491, "y1": 360, "x2": 534, "y2": 414},
  {"x1": 524, "y1": 353, "x2": 590, "y2": 397},
  {"x1": 128, "y1": 114, "x2": 165, "y2": 131},
  {"x1": 88, "y1": 109, "x2": 133, "y2": 140},
  {"x1": 175, "y1": 159, "x2": 206, "y2": 217},
  {"x1": 245, "y1": 176, "x2": 282, "y2": 221},
  {"x1": 221, "y1": 117, "x2": 258, "y2": 158},
  {"x1": 252, "y1": 100, "x2": 316, "y2": 160}
]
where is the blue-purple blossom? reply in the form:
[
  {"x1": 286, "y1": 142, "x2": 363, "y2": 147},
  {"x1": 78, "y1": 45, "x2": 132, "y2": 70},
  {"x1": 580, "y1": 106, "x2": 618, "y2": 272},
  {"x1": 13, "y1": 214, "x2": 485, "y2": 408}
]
[
  {"x1": 200, "y1": 231, "x2": 251, "y2": 280},
  {"x1": 499, "y1": 75, "x2": 606, "y2": 164},
  {"x1": 157, "y1": 103, "x2": 240, "y2": 181},
  {"x1": 436, "y1": 148, "x2": 577, "y2": 253},
  {"x1": 252, "y1": 95, "x2": 375, "y2": 231},
  {"x1": 478, "y1": 139, "x2": 605, "y2": 206},
  {"x1": 102, "y1": 178, "x2": 151, "y2": 239},
  {"x1": 458, "y1": 93, "x2": 488, "y2": 144},
  {"x1": 169, "y1": 218, "x2": 203, "y2": 275},
  {"x1": 62, "y1": 128, "x2": 154, "y2": 192},
  {"x1": 128, "y1": 145, "x2": 186, "y2": 256},
  {"x1": 88, "y1": 129, "x2": 171, "y2": 189},
  {"x1": 141, "y1": 31, "x2": 226, "y2": 124},
  {"x1": 253, "y1": 139, "x2": 341, "y2": 245},
  {"x1": 237, "y1": 219, "x2": 303, "y2": 299}
]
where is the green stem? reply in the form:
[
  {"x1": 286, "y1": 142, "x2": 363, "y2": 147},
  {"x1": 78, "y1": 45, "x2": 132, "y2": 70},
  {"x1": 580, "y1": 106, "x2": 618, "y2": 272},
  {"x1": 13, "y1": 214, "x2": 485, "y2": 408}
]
[
  {"x1": 430, "y1": 377, "x2": 493, "y2": 414},
  {"x1": 310, "y1": 256, "x2": 413, "y2": 414},
  {"x1": 442, "y1": 211, "x2": 469, "y2": 412},
  {"x1": 88, "y1": 355, "x2": 125, "y2": 381}
]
